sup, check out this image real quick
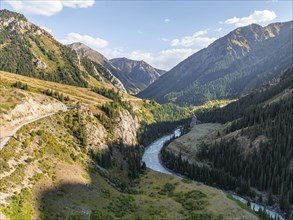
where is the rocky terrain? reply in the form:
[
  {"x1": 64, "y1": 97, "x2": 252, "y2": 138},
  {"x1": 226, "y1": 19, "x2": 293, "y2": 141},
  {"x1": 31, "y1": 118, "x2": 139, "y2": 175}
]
[{"x1": 0, "y1": 88, "x2": 66, "y2": 140}]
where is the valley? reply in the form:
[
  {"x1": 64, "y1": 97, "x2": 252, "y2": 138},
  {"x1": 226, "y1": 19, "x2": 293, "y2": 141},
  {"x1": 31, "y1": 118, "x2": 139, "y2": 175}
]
[
  {"x1": 0, "y1": 71, "x2": 256, "y2": 220},
  {"x1": 0, "y1": 6, "x2": 292, "y2": 220}
]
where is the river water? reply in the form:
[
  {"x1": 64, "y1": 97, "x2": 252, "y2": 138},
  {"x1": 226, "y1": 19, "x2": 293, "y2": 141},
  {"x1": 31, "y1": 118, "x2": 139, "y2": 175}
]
[{"x1": 142, "y1": 128, "x2": 285, "y2": 220}]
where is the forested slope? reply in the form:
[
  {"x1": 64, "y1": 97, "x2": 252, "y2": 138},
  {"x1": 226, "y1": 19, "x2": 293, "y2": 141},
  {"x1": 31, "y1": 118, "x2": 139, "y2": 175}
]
[{"x1": 162, "y1": 67, "x2": 293, "y2": 218}]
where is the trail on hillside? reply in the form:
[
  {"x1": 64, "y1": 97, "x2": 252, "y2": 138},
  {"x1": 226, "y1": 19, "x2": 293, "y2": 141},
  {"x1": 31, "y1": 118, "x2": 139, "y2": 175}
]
[{"x1": 0, "y1": 110, "x2": 67, "y2": 150}]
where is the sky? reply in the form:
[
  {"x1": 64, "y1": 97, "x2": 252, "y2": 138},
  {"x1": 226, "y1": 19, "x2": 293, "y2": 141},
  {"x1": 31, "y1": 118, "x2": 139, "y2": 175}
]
[{"x1": 1, "y1": 0, "x2": 292, "y2": 70}]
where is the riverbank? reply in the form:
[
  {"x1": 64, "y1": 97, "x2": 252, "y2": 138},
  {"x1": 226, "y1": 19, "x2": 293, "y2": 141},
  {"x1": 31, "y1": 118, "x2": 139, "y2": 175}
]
[
  {"x1": 143, "y1": 125, "x2": 286, "y2": 220},
  {"x1": 142, "y1": 128, "x2": 258, "y2": 220}
]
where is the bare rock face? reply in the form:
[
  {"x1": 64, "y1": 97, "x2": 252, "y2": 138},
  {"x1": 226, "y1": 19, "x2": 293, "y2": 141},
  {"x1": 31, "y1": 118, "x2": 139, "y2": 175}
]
[
  {"x1": 113, "y1": 109, "x2": 140, "y2": 146},
  {"x1": 36, "y1": 60, "x2": 47, "y2": 69},
  {"x1": 76, "y1": 105, "x2": 108, "y2": 150},
  {"x1": 0, "y1": 15, "x2": 32, "y2": 34},
  {"x1": 77, "y1": 104, "x2": 140, "y2": 150},
  {"x1": 0, "y1": 89, "x2": 67, "y2": 139}
]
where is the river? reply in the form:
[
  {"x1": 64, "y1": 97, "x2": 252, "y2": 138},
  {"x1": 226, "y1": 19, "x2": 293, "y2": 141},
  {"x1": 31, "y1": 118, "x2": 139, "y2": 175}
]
[{"x1": 142, "y1": 128, "x2": 285, "y2": 220}]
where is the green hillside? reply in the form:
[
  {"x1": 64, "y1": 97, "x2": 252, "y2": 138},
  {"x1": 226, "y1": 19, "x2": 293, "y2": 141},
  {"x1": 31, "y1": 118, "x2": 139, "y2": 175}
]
[
  {"x1": 162, "y1": 67, "x2": 293, "y2": 219},
  {"x1": 0, "y1": 10, "x2": 108, "y2": 88}
]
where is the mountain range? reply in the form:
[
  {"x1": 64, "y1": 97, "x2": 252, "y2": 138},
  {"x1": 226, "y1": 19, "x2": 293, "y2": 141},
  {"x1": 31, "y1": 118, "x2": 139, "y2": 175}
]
[
  {"x1": 1, "y1": 8, "x2": 293, "y2": 220},
  {"x1": 68, "y1": 43, "x2": 165, "y2": 93},
  {"x1": 0, "y1": 9, "x2": 164, "y2": 94},
  {"x1": 138, "y1": 21, "x2": 293, "y2": 106}
]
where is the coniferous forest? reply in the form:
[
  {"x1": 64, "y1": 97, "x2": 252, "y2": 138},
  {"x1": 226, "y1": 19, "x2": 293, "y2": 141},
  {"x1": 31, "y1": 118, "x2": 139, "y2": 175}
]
[{"x1": 162, "y1": 68, "x2": 293, "y2": 218}]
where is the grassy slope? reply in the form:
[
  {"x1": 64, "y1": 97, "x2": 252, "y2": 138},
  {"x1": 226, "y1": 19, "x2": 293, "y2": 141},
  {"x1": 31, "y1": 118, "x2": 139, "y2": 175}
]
[
  {"x1": 166, "y1": 123, "x2": 221, "y2": 162},
  {"x1": 0, "y1": 112, "x2": 256, "y2": 220},
  {"x1": 0, "y1": 71, "x2": 140, "y2": 106},
  {"x1": 0, "y1": 71, "x2": 257, "y2": 219}
]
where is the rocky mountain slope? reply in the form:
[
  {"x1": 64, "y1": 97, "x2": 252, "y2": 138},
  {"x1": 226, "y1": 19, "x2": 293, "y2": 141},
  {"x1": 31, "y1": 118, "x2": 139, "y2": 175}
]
[
  {"x1": 138, "y1": 21, "x2": 293, "y2": 106},
  {"x1": 0, "y1": 88, "x2": 66, "y2": 143},
  {"x1": 68, "y1": 42, "x2": 127, "y2": 92},
  {"x1": 111, "y1": 57, "x2": 166, "y2": 92},
  {"x1": 68, "y1": 43, "x2": 165, "y2": 94}
]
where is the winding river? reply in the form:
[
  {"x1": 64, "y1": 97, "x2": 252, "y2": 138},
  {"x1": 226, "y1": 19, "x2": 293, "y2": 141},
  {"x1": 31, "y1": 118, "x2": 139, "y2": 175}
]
[{"x1": 142, "y1": 128, "x2": 285, "y2": 220}]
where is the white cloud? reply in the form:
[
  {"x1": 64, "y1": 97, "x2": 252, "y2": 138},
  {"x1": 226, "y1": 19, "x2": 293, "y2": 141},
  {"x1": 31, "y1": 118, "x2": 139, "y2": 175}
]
[
  {"x1": 224, "y1": 10, "x2": 277, "y2": 27},
  {"x1": 4, "y1": 0, "x2": 95, "y2": 16},
  {"x1": 170, "y1": 30, "x2": 216, "y2": 47},
  {"x1": 62, "y1": 0, "x2": 94, "y2": 8},
  {"x1": 152, "y1": 48, "x2": 194, "y2": 70},
  {"x1": 100, "y1": 47, "x2": 193, "y2": 70},
  {"x1": 215, "y1": 27, "x2": 222, "y2": 32},
  {"x1": 60, "y1": 32, "x2": 108, "y2": 49},
  {"x1": 40, "y1": 26, "x2": 52, "y2": 34},
  {"x1": 129, "y1": 51, "x2": 153, "y2": 61},
  {"x1": 164, "y1": 18, "x2": 170, "y2": 23},
  {"x1": 5, "y1": 1, "x2": 63, "y2": 16}
]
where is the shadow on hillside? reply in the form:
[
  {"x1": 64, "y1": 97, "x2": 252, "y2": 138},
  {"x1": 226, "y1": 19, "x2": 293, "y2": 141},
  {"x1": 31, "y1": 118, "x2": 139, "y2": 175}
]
[{"x1": 38, "y1": 141, "x2": 144, "y2": 220}]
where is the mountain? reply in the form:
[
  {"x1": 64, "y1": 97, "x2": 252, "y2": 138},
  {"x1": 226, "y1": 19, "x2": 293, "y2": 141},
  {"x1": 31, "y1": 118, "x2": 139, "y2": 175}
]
[
  {"x1": 0, "y1": 9, "x2": 126, "y2": 91},
  {"x1": 138, "y1": 21, "x2": 293, "y2": 106},
  {"x1": 110, "y1": 57, "x2": 166, "y2": 92},
  {"x1": 69, "y1": 43, "x2": 166, "y2": 94},
  {"x1": 68, "y1": 42, "x2": 127, "y2": 92}
]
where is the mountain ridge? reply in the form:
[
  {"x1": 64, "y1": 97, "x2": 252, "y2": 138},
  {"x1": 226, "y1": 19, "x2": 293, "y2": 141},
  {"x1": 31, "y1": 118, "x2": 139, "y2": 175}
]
[
  {"x1": 138, "y1": 20, "x2": 293, "y2": 106},
  {"x1": 110, "y1": 57, "x2": 166, "y2": 92},
  {"x1": 68, "y1": 42, "x2": 166, "y2": 94}
]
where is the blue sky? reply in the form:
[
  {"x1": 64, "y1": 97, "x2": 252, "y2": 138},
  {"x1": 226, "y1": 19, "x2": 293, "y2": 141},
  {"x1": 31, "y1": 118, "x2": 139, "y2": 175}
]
[{"x1": 2, "y1": 0, "x2": 292, "y2": 70}]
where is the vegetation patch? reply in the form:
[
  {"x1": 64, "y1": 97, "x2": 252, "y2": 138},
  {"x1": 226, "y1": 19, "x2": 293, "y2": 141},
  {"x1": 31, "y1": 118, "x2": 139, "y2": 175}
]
[
  {"x1": 2, "y1": 188, "x2": 33, "y2": 220},
  {"x1": 107, "y1": 195, "x2": 137, "y2": 217}
]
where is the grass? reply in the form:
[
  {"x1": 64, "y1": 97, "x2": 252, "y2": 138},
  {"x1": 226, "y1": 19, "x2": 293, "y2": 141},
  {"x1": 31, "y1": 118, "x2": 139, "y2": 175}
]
[
  {"x1": 192, "y1": 99, "x2": 237, "y2": 113},
  {"x1": 166, "y1": 123, "x2": 221, "y2": 161},
  {"x1": 0, "y1": 71, "x2": 142, "y2": 108},
  {"x1": 2, "y1": 188, "x2": 33, "y2": 220}
]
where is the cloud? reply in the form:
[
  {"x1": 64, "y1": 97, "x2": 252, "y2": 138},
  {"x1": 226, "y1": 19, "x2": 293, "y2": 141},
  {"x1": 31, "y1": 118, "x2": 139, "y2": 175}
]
[
  {"x1": 224, "y1": 10, "x2": 277, "y2": 27},
  {"x1": 100, "y1": 47, "x2": 193, "y2": 70},
  {"x1": 60, "y1": 32, "x2": 108, "y2": 49},
  {"x1": 170, "y1": 30, "x2": 216, "y2": 47},
  {"x1": 40, "y1": 26, "x2": 52, "y2": 34},
  {"x1": 4, "y1": 0, "x2": 95, "y2": 16},
  {"x1": 5, "y1": 1, "x2": 63, "y2": 16},
  {"x1": 164, "y1": 18, "x2": 170, "y2": 23},
  {"x1": 215, "y1": 27, "x2": 222, "y2": 32},
  {"x1": 62, "y1": 0, "x2": 94, "y2": 8},
  {"x1": 152, "y1": 48, "x2": 194, "y2": 70},
  {"x1": 161, "y1": 38, "x2": 170, "y2": 42}
]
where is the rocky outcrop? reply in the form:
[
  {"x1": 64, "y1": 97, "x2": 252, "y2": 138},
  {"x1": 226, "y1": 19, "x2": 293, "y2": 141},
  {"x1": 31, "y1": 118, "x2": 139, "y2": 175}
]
[
  {"x1": 113, "y1": 109, "x2": 140, "y2": 146},
  {"x1": 0, "y1": 89, "x2": 66, "y2": 139}
]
